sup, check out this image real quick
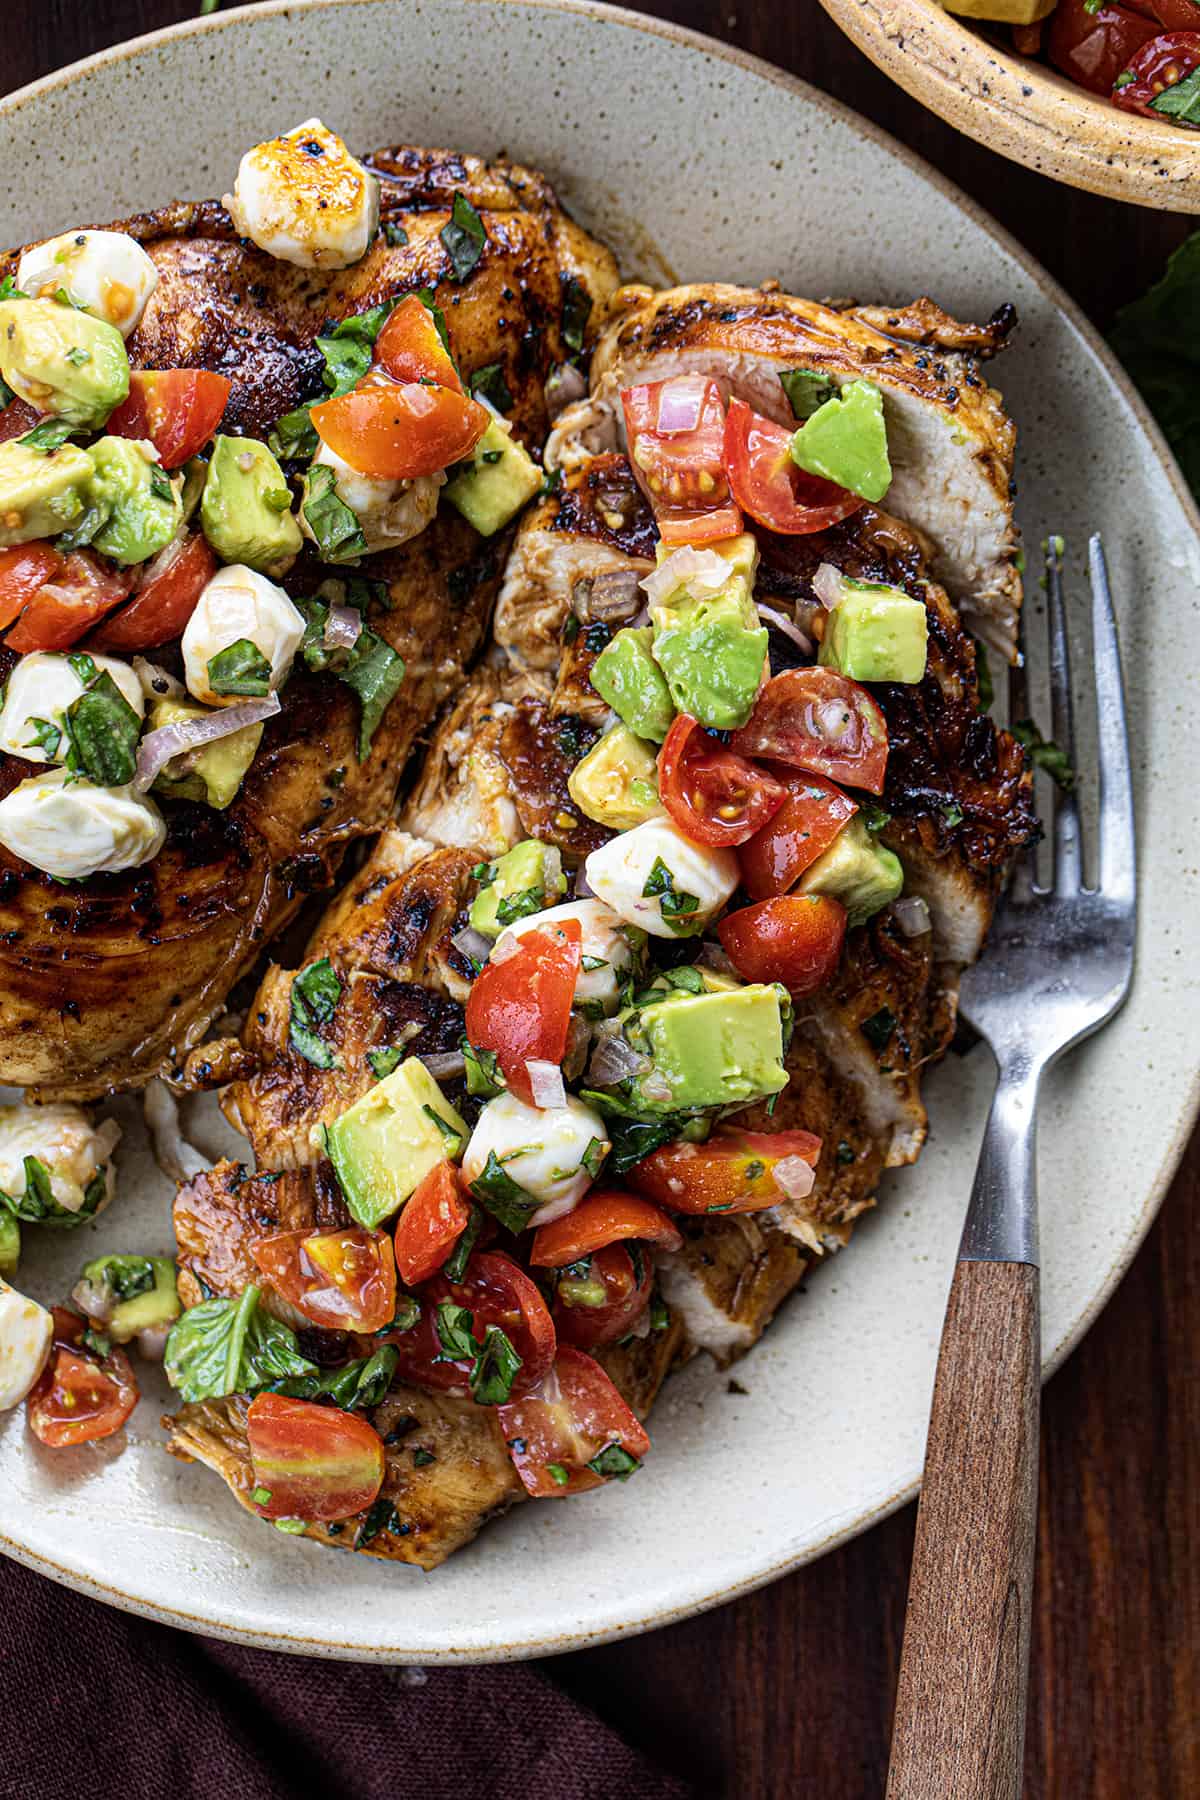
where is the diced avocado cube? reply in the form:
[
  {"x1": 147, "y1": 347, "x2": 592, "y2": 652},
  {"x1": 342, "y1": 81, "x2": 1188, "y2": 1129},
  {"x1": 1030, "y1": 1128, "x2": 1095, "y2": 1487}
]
[
  {"x1": 201, "y1": 434, "x2": 302, "y2": 577},
  {"x1": 590, "y1": 627, "x2": 675, "y2": 743},
  {"x1": 790, "y1": 380, "x2": 891, "y2": 504},
  {"x1": 444, "y1": 418, "x2": 542, "y2": 535},
  {"x1": 819, "y1": 583, "x2": 928, "y2": 684},
  {"x1": 613, "y1": 982, "x2": 789, "y2": 1113},
  {"x1": 0, "y1": 439, "x2": 96, "y2": 547},
  {"x1": 469, "y1": 838, "x2": 567, "y2": 940},
  {"x1": 651, "y1": 596, "x2": 768, "y2": 732},
  {"x1": 87, "y1": 436, "x2": 183, "y2": 565},
  {"x1": 77, "y1": 1254, "x2": 180, "y2": 1343},
  {"x1": 567, "y1": 723, "x2": 664, "y2": 830},
  {"x1": 0, "y1": 1212, "x2": 19, "y2": 1279},
  {"x1": 942, "y1": 0, "x2": 1054, "y2": 20},
  {"x1": 797, "y1": 814, "x2": 903, "y2": 927},
  {"x1": 326, "y1": 1057, "x2": 469, "y2": 1228},
  {"x1": 0, "y1": 297, "x2": 129, "y2": 428},
  {"x1": 149, "y1": 697, "x2": 265, "y2": 809}
]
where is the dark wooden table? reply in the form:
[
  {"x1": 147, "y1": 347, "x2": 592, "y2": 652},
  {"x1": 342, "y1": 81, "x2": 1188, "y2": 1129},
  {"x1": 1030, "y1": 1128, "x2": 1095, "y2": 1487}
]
[{"x1": 7, "y1": 4, "x2": 1198, "y2": 1795}]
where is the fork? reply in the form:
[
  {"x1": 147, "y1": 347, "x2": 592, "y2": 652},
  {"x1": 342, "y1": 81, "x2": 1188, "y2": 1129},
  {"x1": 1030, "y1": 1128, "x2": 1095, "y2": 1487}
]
[{"x1": 885, "y1": 536, "x2": 1136, "y2": 1800}]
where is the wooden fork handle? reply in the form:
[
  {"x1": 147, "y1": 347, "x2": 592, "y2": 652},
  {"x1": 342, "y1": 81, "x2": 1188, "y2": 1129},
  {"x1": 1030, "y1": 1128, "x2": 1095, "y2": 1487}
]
[{"x1": 886, "y1": 1259, "x2": 1041, "y2": 1800}]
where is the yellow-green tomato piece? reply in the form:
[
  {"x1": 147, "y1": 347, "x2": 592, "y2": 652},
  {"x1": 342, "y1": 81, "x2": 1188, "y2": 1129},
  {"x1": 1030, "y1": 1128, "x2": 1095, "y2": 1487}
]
[
  {"x1": 790, "y1": 379, "x2": 891, "y2": 504},
  {"x1": 0, "y1": 296, "x2": 129, "y2": 427}
]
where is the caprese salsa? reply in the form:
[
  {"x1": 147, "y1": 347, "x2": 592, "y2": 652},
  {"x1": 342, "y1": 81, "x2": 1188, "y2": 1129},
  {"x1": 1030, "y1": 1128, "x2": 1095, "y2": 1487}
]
[{"x1": 975, "y1": 0, "x2": 1200, "y2": 127}]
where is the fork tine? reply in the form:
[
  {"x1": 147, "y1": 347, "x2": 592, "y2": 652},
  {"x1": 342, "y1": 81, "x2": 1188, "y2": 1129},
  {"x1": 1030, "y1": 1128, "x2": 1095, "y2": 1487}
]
[
  {"x1": 1006, "y1": 621, "x2": 1038, "y2": 903},
  {"x1": 1046, "y1": 536, "x2": 1082, "y2": 892},
  {"x1": 1088, "y1": 536, "x2": 1136, "y2": 902}
]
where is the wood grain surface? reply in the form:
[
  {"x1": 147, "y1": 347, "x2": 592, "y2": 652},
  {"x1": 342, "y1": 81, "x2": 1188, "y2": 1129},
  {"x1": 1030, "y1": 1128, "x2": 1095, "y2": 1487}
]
[{"x1": 5, "y1": 5, "x2": 1198, "y2": 1797}]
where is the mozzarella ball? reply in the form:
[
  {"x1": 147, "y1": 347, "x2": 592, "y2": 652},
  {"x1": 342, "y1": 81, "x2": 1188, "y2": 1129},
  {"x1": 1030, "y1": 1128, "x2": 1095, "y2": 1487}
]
[
  {"x1": 0, "y1": 768, "x2": 166, "y2": 879},
  {"x1": 304, "y1": 441, "x2": 444, "y2": 553},
  {"x1": 462, "y1": 1091, "x2": 610, "y2": 1225},
  {"x1": 0, "y1": 651, "x2": 144, "y2": 765},
  {"x1": 181, "y1": 563, "x2": 304, "y2": 707},
  {"x1": 0, "y1": 1102, "x2": 121, "y2": 1219},
  {"x1": 17, "y1": 229, "x2": 159, "y2": 338},
  {"x1": 226, "y1": 118, "x2": 380, "y2": 270},
  {"x1": 0, "y1": 1281, "x2": 53, "y2": 1411},
  {"x1": 493, "y1": 898, "x2": 636, "y2": 1014},
  {"x1": 584, "y1": 819, "x2": 738, "y2": 938}
]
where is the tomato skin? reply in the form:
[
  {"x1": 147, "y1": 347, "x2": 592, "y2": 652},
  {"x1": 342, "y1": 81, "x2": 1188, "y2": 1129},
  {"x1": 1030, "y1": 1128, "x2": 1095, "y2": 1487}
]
[
  {"x1": 0, "y1": 399, "x2": 39, "y2": 444},
  {"x1": 1112, "y1": 29, "x2": 1200, "y2": 110},
  {"x1": 394, "y1": 1160, "x2": 471, "y2": 1286},
  {"x1": 737, "y1": 771, "x2": 859, "y2": 899},
  {"x1": 106, "y1": 369, "x2": 232, "y2": 468},
  {"x1": 730, "y1": 667, "x2": 889, "y2": 795},
  {"x1": 88, "y1": 532, "x2": 217, "y2": 652},
  {"x1": 374, "y1": 295, "x2": 463, "y2": 393},
  {"x1": 627, "y1": 1128, "x2": 822, "y2": 1216},
  {"x1": 530, "y1": 1189, "x2": 683, "y2": 1265},
  {"x1": 246, "y1": 1393, "x2": 385, "y2": 1523},
  {"x1": 4, "y1": 551, "x2": 134, "y2": 652},
  {"x1": 250, "y1": 1226, "x2": 397, "y2": 1333},
  {"x1": 26, "y1": 1307, "x2": 139, "y2": 1449},
  {"x1": 621, "y1": 377, "x2": 744, "y2": 545},
  {"x1": 718, "y1": 893, "x2": 847, "y2": 995},
  {"x1": 657, "y1": 714, "x2": 787, "y2": 849},
  {"x1": 1047, "y1": 0, "x2": 1161, "y2": 92},
  {"x1": 722, "y1": 399, "x2": 863, "y2": 536},
  {"x1": 387, "y1": 1250, "x2": 556, "y2": 1402},
  {"x1": 498, "y1": 1345, "x2": 651, "y2": 1497},
  {"x1": 464, "y1": 919, "x2": 582, "y2": 1107},
  {"x1": 0, "y1": 543, "x2": 63, "y2": 631},
  {"x1": 311, "y1": 381, "x2": 489, "y2": 480},
  {"x1": 553, "y1": 1242, "x2": 653, "y2": 1351}
]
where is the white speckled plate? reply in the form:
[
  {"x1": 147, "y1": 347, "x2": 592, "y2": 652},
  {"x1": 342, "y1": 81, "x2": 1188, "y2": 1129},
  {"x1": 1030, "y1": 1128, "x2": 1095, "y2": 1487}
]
[{"x1": 1, "y1": 0, "x2": 1196, "y2": 1663}]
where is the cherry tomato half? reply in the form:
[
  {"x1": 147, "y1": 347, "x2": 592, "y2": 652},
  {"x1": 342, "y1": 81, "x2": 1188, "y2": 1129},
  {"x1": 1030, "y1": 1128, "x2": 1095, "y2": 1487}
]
[
  {"x1": 737, "y1": 770, "x2": 859, "y2": 899},
  {"x1": 731, "y1": 667, "x2": 889, "y2": 795},
  {"x1": 250, "y1": 1226, "x2": 397, "y2": 1333},
  {"x1": 1047, "y1": 0, "x2": 1161, "y2": 93},
  {"x1": 88, "y1": 532, "x2": 217, "y2": 653},
  {"x1": 552, "y1": 1242, "x2": 653, "y2": 1351},
  {"x1": 106, "y1": 370, "x2": 232, "y2": 468},
  {"x1": 26, "y1": 1307, "x2": 139, "y2": 1448},
  {"x1": 0, "y1": 399, "x2": 39, "y2": 444},
  {"x1": 464, "y1": 919, "x2": 582, "y2": 1107},
  {"x1": 246, "y1": 1392, "x2": 385, "y2": 1523},
  {"x1": 0, "y1": 543, "x2": 62, "y2": 632},
  {"x1": 627, "y1": 1128, "x2": 822, "y2": 1215},
  {"x1": 311, "y1": 380, "x2": 489, "y2": 480},
  {"x1": 657, "y1": 714, "x2": 787, "y2": 849},
  {"x1": 1113, "y1": 29, "x2": 1200, "y2": 111},
  {"x1": 621, "y1": 376, "x2": 743, "y2": 545},
  {"x1": 498, "y1": 1345, "x2": 651, "y2": 1497},
  {"x1": 393, "y1": 1160, "x2": 472, "y2": 1286},
  {"x1": 374, "y1": 294, "x2": 463, "y2": 393},
  {"x1": 5, "y1": 551, "x2": 134, "y2": 652},
  {"x1": 718, "y1": 893, "x2": 847, "y2": 996},
  {"x1": 722, "y1": 398, "x2": 863, "y2": 536},
  {"x1": 530, "y1": 1189, "x2": 683, "y2": 1265},
  {"x1": 386, "y1": 1250, "x2": 556, "y2": 1402}
]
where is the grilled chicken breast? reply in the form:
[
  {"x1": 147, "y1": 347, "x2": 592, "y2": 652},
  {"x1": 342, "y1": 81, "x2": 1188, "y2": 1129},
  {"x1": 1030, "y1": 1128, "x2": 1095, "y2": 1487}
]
[{"x1": 0, "y1": 148, "x2": 618, "y2": 1100}]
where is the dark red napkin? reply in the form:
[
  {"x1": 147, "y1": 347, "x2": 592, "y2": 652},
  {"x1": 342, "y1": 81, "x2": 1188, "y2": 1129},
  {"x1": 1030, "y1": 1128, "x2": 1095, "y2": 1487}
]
[{"x1": 0, "y1": 1557, "x2": 694, "y2": 1800}]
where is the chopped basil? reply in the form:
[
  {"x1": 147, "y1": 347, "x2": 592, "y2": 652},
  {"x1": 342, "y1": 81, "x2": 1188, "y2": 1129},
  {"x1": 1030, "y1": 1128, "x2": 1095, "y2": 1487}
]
[
  {"x1": 469, "y1": 362, "x2": 513, "y2": 414},
  {"x1": 251, "y1": 1486, "x2": 272, "y2": 1506},
  {"x1": 642, "y1": 856, "x2": 699, "y2": 930},
  {"x1": 271, "y1": 1345, "x2": 399, "y2": 1410},
  {"x1": 367, "y1": 1044, "x2": 406, "y2": 1081},
  {"x1": 412, "y1": 1446, "x2": 435, "y2": 1467},
  {"x1": 861, "y1": 803, "x2": 891, "y2": 834},
  {"x1": 580, "y1": 954, "x2": 608, "y2": 973},
  {"x1": 436, "y1": 1300, "x2": 478, "y2": 1361},
  {"x1": 597, "y1": 1112, "x2": 694, "y2": 1176},
  {"x1": 494, "y1": 885, "x2": 544, "y2": 928},
  {"x1": 422, "y1": 1104, "x2": 464, "y2": 1149},
  {"x1": 659, "y1": 964, "x2": 705, "y2": 995},
  {"x1": 61, "y1": 665, "x2": 142, "y2": 787},
  {"x1": 440, "y1": 192, "x2": 487, "y2": 282},
  {"x1": 0, "y1": 276, "x2": 26, "y2": 302},
  {"x1": 560, "y1": 276, "x2": 592, "y2": 354},
  {"x1": 472, "y1": 860, "x2": 496, "y2": 886},
  {"x1": 1151, "y1": 64, "x2": 1200, "y2": 125},
  {"x1": 268, "y1": 298, "x2": 404, "y2": 459},
  {"x1": 64, "y1": 345, "x2": 91, "y2": 368},
  {"x1": 1013, "y1": 718, "x2": 1076, "y2": 791},
  {"x1": 463, "y1": 1040, "x2": 504, "y2": 1099},
  {"x1": 0, "y1": 1157, "x2": 109, "y2": 1228},
  {"x1": 98, "y1": 1255, "x2": 155, "y2": 1302},
  {"x1": 207, "y1": 638, "x2": 272, "y2": 698},
  {"x1": 779, "y1": 367, "x2": 835, "y2": 421},
  {"x1": 163, "y1": 1284, "x2": 316, "y2": 1403},
  {"x1": 356, "y1": 1496, "x2": 400, "y2": 1548},
  {"x1": 375, "y1": 1295, "x2": 421, "y2": 1336},
  {"x1": 383, "y1": 221, "x2": 409, "y2": 246},
  {"x1": 546, "y1": 1462, "x2": 570, "y2": 1487},
  {"x1": 342, "y1": 629, "x2": 405, "y2": 760},
  {"x1": 24, "y1": 716, "x2": 62, "y2": 758},
  {"x1": 470, "y1": 1323, "x2": 522, "y2": 1405},
  {"x1": 441, "y1": 1205, "x2": 482, "y2": 1283},
  {"x1": 836, "y1": 1140, "x2": 855, "y2": 1166},
  {"x1": 861, "y1": 1006, "x2": 897, "y2": 1054},
  {"x1": 588, "y1": 1442, "x2": 641, "y2": 1481},
  {"x1": 302, "y1": 461, "x2": 368, "y2": 563},
  {"x1": 288, "y1": 957, "x2": 343, "y2": 1069},
  {"x1": 941, "y1": 799, "x2": 964, "y2": 829},
  {"x1": 268, "y1": 404, "x2": 319, "y2": 461},
  {"x1": 469, "y1": 1150, "x2": 540, "y2": 1234},
  {"x1": 148, "y1": 463, "x2": 174, "y2": 502},
  {"x1": 580, "y1": 1136, "x2": 607, "y2": 1180},
  {"x1": 650, "y1": 1295, "x2": 670, "y2": 1331},
  {"x1": 20, "y1": 417, "x2": 76, "y2": 453},
  {"x1": 415, "y1": 287, "x2": 451, "y2": 353}
]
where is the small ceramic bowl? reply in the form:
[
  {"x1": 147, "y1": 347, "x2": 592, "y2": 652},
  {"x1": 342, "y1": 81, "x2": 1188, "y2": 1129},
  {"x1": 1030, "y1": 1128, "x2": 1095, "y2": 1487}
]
[{"x1": 819, "y1": 0, "x2": 1200, "y2": 209}]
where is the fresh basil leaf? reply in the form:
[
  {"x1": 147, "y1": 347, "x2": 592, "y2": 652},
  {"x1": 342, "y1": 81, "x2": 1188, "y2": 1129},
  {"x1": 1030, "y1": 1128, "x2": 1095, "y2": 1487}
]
[
  {"x1": 580, "y1": 1136, "x2": 607, "y2": 1180},
  {"x1": 24, "y1": 716, "x2": 62, "y2": 758},
  {"x1": 315, "y1": 303, "x2": 395, "y2": 397},
  {"x1": 302, "y1": 461, "x2": 368, "y2": 564},
  {"x1": 1110, "y1": 233, "x2": 1200, "y2": 503},
  {"x1": 463, "y1": 1040, "x2": 504, "y2": 1098},
  {"x1": 860, "y1": 1006, "x2": 897, "y2": 1054},
  {"x1": 356, "y1": 1496, "x2": 400, "y2": 1547},
  {"x1": 642, "y1": 856, "x2": 699, "y2": 930},
  {"x1": 64, "y1": 346, "x2": 91, "y2": 368},
  {"x1": 288, "y1": 957, "x2": 342, "y2": 1069},
  {"x1": 375, "y1": 1294, "x2": 422, "y2": 1336},
  {"x1": 341, "y1": 626, "x2": 405, "y2": 760},
  {"x1": 561, "y1": 276, "x2": 592, "y2": 354},
  {"x1": 367, "y1": 1044, "x2": 406, "y2": 1081},
  {"x1": 63, "y1": 668, "x2": 142, "y2": 786},
  {"x1": 1151, "y1": 64, "x2": 1200, "y2": 125},
  {"x1": 207, "y1": 638, "x2": 272, "y2": 698},
  {"x1": 268, "y1": 404, "x2": 320, "y2": 461},
  {"x1": 861, "y1": 803, "x2": 891, "y2": 834},
  {"x1": 588, "y1": 1442, "x2": 641, "y2": 1480},
  {"x1": 21, "y1": 417, "x2": 76, "y2": 453},
  {"x1": 440, "y1": 192, "x2": 486, "y2": 283},
  {"x1": 436, "y1": 1300, "x2": 478, "y2": 1362},
  {"x1": 422, "y1": 1104, "x2": 464, "y2": 1151},
  {"x1": 412, "y1": 1445, "x2": 435, "y2": 1466},
  {"x1": 494, "y1": 885, "x2": 544, "y2": 928},
  {"x1": 469, "y1": 1150, "x2": 540, "y2": 1234},
  {"x1": 163, "y1": 1284, "x2": 316, "y2": 1403},
  {"x1": 0, "y1": 376, "x2": 13, "y2": 408},
  {"x1": 660, "y1": 964, "x2": 705, "y2": 995},
  {"x1": 585, "y1": 1110, "x2": 693, "y2": 1176},
  {"x1": 271, "y1": 1345, "x2": 398, "y2": 1410},
  {"x1": 469, "y1": 362, "x2": 512, "y2": 414},
  {"x1": 148, "y1": 463, "x2": 174, "y2": 503},
  {"x1": 93, "y1": 1255, "x2": 155, "y2": 1303},
  {"x1": 415, "y1": 287, "x2": 451, "y2": 353},
  {"x1": 1013, "y1": 718, "x2": 1076, "y2": 791},
  {"x1": 441, "y1": 1204, "x2": 482, "y2": 1283},
  {"x1": 470, "y1": 1323, "x2": 521, "y2": 1405},
  {"x1": 546, "y1": 1462, "x2": 570, "y2": 1487},
  {"x1": 779, "y1": 368, "x2": 835, "y2": 421},
  {"x1": 0, "y1": 276, "x2": 27, "y2": 302},
  {"x1": 383, "y1": 221, "x2": 408, "y2": 247}
]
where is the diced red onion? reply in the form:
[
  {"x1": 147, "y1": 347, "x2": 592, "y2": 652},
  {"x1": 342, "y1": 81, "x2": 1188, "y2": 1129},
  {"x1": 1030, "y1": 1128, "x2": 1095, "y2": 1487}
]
[
  {"x1": 70, "y1": 1276, "x2": 113, "y2": 1324},
  {"x1": 756, "y1": 602, "x2": 813, "y2": 656},
  {"x1": 773, "y1": 1155, "x2": 816, "y2": 1200},
  {"x1": 451, "y1": 926, "x2": 492, "y2": 967},
  {"x1": 892, "y1": 895, "x2": 932, "y2": 938},
  {"x1": 138, "y1": 531, "x2": 186, "y2": 591},
  {"x1": 136, "y1": 1323, "x2": 172, "y2": 1362},
  {"x1": 641, "y1": 545, "x2": 732, "y2": 609},
  {"x1": 421, "y1": 1049, "x2": 467, "y2": 1080},
  {"x1": 134, "y1": 693, "x2": 280, "y2": 792},
  {"x1": 545, "y1": 361, "x2": 588, "y2": 421},
  {"x1": 654, "y1": 375, "x2": 708, "y2": 436},
  {"x1": 812, "y1": 563, "x2": 847, "y2": 610},
  {"x1": 526, "y1": 1058, "x2": 567, "y2": 1110},
  {"x1": 588, "y1": 1032, "x2": 651, "y2": 1086},
  {"x1": 323, "y1": 602, "x2": 362, "y2": 652},
  {"x1": 640, "y1": 1068, "x2": 674, "y2": 1106},
  {"x1": 695, "y1": 940, "x2": 739, "y2": 980},
  {"x1": 573, "y1": 864, "x2": 596, "y2": 900}
]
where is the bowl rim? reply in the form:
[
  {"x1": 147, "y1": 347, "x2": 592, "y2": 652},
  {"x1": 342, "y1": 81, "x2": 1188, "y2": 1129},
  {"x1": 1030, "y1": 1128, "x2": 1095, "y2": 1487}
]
[
  {"x1": 818, "y1": 0, "x2": 1200, "y2": 210},
  {"x1": 1, "y1": 0, "x2": 1197, "y2": 1661}
]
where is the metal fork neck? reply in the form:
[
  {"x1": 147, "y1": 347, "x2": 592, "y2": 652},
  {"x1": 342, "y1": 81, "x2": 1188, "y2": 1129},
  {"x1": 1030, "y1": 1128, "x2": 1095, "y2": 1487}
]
[{"x1": 957, "y1": 1052, "x2": 1043, "y2": 1267}]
